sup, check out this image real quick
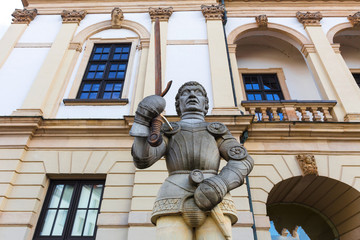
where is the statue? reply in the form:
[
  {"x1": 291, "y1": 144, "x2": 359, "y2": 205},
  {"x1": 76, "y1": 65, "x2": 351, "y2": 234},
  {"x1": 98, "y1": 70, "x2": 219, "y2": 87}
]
[{"x1": 130, "y1": 81, "x2": 254, "y2": 239}]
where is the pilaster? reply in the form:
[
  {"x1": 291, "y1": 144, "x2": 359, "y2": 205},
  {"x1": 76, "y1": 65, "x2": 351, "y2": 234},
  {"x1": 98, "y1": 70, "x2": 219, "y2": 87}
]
[
  {"x1": 201, "y1": 5, "x2": 238, "y2": 115},
  {"x1": 0, "y1": 9, "x2": 37, "y2": 69},
  {"x1": 297, "y1": 11, "x2": 360, "y2": 122},
  {"x1": 13, "y1": 10, "x2": 86, "y2": 118},
  {"x1": 143, "y1": 7, "x2": 173, "y2": 97}
]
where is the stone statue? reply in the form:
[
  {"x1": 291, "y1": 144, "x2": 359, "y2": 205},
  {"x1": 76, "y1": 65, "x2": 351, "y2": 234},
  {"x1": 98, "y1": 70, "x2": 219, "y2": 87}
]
[{"x1": 130, "y1": 81, "x2": 254, "y2": 239}]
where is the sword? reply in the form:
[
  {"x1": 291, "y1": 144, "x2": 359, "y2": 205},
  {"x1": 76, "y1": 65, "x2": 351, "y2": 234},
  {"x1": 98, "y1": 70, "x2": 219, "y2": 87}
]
[
  {"x1": 189, "y1": 170, "x2": 232, "y2": 240},
  {"x1": 147, "y1": 17, "x2": 173, "y2": 147}
]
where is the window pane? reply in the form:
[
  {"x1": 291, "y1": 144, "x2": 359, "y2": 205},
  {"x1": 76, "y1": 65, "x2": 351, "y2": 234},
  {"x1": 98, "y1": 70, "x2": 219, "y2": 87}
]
[
  {"x1": 89, "y1": 65, "x2": 97, "y2": 71},
  {"x1": 52, "y1": 209, "x2": 68, "y2": 236},
  {"x1": 114, "y1": 84, "x2": 122, "y2": 91},
  {"x1": 83, "y1": 210, "x2": 98, "y2": 236},
  {"x1": 83, "y1": 84, "x2": 91, "y2": 91},
  {"x1": 95, "y1": 72, "x2": 103, "y2": 79},
  {"x1": 105, "y1": 84, "x2": 113, "y2": 91},
  {"x1": 80, "y1": 93, "x2": 89, "y2": 99},
  {"x1": 115, "y1": 47, "x2": 122, "y2": 53},
  {"x1": 110, "y1": 64, "x2": 118, "y2": 71},
  {"x1": 89, "y1": 92, "x2": 97, "y2": 99},
  {"x1": 98, "y1": 64, "x2": 106, "y2": 71},
  {"x1": 266, "y1": 94, "x2": 274, "y2": 100},
  {"x1": 248, "y1": 94, "x2": 254, "y2": 101},
  {"x1": 123, "y1": 47, "x2": 130, "y2": 53},
  {"x1": 245, "y1": 84, "x2": 252, "y2": 90},
  {"x1": 113, "y1": 54, "x2": 120, "y2": 60},
  {"x1": 103, "y1": 47, "x2": 110, "y2": 53},
  {"x1": 71, "y1": 210, "x2": 87, "y2": 236},
  {"x1": 59, "y1": 185, "x2": 74, "y2": 208},
  {"x1": 274, "y1": 94, "x2": 280, "y2": 100},
  {"x1": 95, "y1": 48, "x2": 102, "y2": 53},
  {"x1": 119, "y1": 64, "x2": 126, "y2": 70},
  {"x1": 78, "y1": 185, "x2": 92, "y2": 208},
  {"x1": 112, "y1": 92, "x2": 120, "y2": 99},
  {"x1": 87, "y1": 72, "x2": 95, "y2": 79},
  {"x1": 40, "y1": 209, "x2": 57, "y2": 236},
  {"x1": 49, "y1": 185, "x2": 64, "y2": 208},
  {"x1": 103, "y1": 92, "x2": 111, "y2": 99},
  {"x1": 108, "y1": 72, "x2": 116, "y2": 78},
  {"x1": 121, "y1": 54, "x2": 129, "y2": 60},
  {"x1": 255, "y1": 94, "x2": 262, "y2": 100},
  {"x1": 101, "y1": 54, "x2": 109, "y2": 60},
  {"x1": 92, "y1": 84, "x2": 100, "y2": 91},
  {"x1": 252, "y1": 83, "x2": 259, "y2": 90},
  {"x1": 93, "y1": 54, "x2": 101, "y2": 60},
  {"x1": 117, "y1": 72, "x2": 124, "y2": 79}
]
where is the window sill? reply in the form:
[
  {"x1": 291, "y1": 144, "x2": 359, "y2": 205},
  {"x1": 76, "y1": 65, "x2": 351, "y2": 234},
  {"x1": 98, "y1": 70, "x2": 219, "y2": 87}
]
[{"x1": 63, "y1": 98, "x2": 129, "y2": 106}]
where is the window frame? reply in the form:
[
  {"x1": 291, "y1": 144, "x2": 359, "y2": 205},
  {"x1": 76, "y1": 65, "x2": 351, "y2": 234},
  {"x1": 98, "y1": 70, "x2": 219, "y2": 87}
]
[
  {"x1": 33, "y1": 180, "x2": 105, "y2": 240},
  {"x1": 64, "y1": 38, "x2": 138, "y2": 106},
  {"x1": 238, "y1": 68, "x2": 291, "y2": 101}
]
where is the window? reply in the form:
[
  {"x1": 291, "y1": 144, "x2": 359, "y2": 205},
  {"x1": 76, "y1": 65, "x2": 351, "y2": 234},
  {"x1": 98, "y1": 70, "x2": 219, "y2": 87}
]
[
  {"x1": 33, "y1": 180, "x2": 104, "y2": 240},
  {"x1": 77, "y1": 44, "x2": 131, "y2": 100},
  {"x1": 353, "y1": 73, "x2": 360, "y2": 88},
  {"x1": 243, "y1": 73, "x2": 284, "y2": 101}
]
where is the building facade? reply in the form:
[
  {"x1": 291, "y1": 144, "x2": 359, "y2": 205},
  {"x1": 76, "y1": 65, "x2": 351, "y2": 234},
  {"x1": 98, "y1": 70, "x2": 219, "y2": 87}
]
[{"x1": 0, "y1": 0, "x2": 360, "y2": 239}]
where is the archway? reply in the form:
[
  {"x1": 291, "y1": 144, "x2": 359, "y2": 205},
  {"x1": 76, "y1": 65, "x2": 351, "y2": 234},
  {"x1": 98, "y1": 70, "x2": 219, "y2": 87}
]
[{"x1": 267, "y1": 176, "x2": 360, "y2": 239}]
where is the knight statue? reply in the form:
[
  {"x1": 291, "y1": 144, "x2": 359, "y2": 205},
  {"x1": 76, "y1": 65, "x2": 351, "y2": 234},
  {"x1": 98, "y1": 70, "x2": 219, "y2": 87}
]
[{"x1": 130, "y1": 81, "x2": 254, "y2": 239}]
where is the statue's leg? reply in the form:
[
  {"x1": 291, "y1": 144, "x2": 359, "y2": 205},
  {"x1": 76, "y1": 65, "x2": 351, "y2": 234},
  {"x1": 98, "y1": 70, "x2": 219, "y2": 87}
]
[
  {"x1": 156, "y1": 216, "x2": 193, "y2": 240},
  {"x1": 195, "y1": 215, "x2": 232, "y2": 240}
]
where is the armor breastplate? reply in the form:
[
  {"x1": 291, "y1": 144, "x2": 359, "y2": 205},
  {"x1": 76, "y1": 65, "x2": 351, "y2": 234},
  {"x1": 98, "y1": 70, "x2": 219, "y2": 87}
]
[{"x1": 165, "y1": 121, "x2": 220, "y2": 173}]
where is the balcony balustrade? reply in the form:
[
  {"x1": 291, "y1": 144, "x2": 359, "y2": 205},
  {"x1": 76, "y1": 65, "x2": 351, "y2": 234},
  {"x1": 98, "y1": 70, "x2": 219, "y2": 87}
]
[{"x1": 241, "y1": 100, "x2": 337, "y2": 122}]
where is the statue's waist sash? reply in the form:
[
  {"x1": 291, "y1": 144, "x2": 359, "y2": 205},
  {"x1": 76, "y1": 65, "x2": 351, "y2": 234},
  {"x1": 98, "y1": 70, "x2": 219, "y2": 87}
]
[{"x1": 151, "y1": 173, "x2": 238, "y2": 225}]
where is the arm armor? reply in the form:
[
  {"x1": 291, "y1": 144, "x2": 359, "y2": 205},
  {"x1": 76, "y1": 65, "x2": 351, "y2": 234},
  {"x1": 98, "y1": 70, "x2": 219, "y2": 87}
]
[
  {"x1": 131, "y1": 136, "x2": 167, "y2": 169},
  {"x1": 217, "y1": 132, "x2": 254, "y2": 191}
]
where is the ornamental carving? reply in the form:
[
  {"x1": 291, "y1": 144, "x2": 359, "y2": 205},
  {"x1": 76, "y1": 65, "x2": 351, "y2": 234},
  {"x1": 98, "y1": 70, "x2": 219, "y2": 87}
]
[
  {"x1": 201, "y1": 4, "x2": 225, "y2": 21},
  {"x1": 149, "y1": 7, "x2": 173, "y2": 22},
  {"x1": 12, "y1": 9, "x2": 37, "y2": 24},
  {"x1": 256, "y1": 15, "x2": 268, "y2": 28},
  {"x1": 111, "y1": 7, "x2": 124, "y2": 28},
  {"x1": 296, "y1": 154, "x2": 318, "y2": 176},
  {"x1": 348, "y1": 12, "x2": 360, "y2": 27},
  {"x1": 61, "y1": 10, "x2": 87, "y2": 24},
  {"x1": 296, "y1": 11, "x2": 322, "y2": 26}
]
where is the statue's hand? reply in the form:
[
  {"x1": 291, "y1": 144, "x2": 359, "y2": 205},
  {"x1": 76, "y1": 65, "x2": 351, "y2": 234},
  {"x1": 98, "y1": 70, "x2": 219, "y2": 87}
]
[
  {"x1": 194, "y1": 176, "x2": 228, "y2": 211},
  {"x1": 134, "y1": 95, "x2": 166, "y2": 127}
]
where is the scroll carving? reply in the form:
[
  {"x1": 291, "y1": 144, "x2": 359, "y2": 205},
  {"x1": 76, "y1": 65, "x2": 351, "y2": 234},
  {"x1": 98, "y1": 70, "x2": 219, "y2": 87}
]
[
  {"x1": 201, "y1": 4, "x2": 225, "y2": 21},
  {"x1": 111, "y1": 7, "x2": 124, "y2": 28},
  {"x1": 296, "y1": 11, "x2": 322, "y2": 26},
  {"x1": 12, "y1": 9, "x2": 37, "y2": 24},
  {"x1": 296, "y1": 154, "x2": 318, "y2": 176},
  {"x1": 149, "y1": 7, "x2": 173, "y2": 22},
  {"x1": 61, "y1": 10, "x2": 87, "y2": 24},
  {"x1": 256, "y1": 15, "x2": 268, "y2": 28},
  {"x1": 348, "y1": 12, "x2": 360, "y2": 27}
]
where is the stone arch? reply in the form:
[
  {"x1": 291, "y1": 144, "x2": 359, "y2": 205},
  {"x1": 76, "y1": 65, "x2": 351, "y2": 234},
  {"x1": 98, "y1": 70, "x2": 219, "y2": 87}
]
[
  {"x1": 227, "y1": 22, "x2": 311, "y2": 50},
  {"x1": 266, "y1": 175, "x2": 360, "y2": 240},
  {"x1": 72, "y1": 19, "x2": 150, "y2": 44},
  {"x1": 327, "y1": 22, "x2": 354, "y2": 44}
]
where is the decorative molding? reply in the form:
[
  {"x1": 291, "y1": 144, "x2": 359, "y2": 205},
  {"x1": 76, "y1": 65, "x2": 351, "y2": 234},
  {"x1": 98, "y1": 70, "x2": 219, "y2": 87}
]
[
  {"x1": 148, "y1": 7, "x2": 173, "y2": 22},
  {"x1": 296, "y1": 154, "x2": 318, "y2": 176},
  {"x1": 301, "y1": 44, "x2": 316, "y2": 57},
  {"x1": 296, "y1": 11, "x2": 322, "y2": 26},
  {"x1": 348, "y1": 12, "x2": 360, "y2": 28},
  {"x1": 201, "y1": 4, "x2": 225, "y2": 21},
  {"x1": 111, "y1": 7, "x2": 124, "y2": 28},
  {"x1": 61, "y1": 10, "x2": 87, "y2": 24},
  {"x1": 68, "y1": 42, "x2": 83, "y2": 52},
  {"x1": 167, "y1": 40, "x2": 208, "y2": 45},
  {"x1": 256, "y1": 15, "x2": 268, "y2": 28},
  {"x1": 227, "y1": 44, "x2": 237, "y2": 54},
  {"x1": 11, "y1": 8, "x2": 37, "y2": 24},
  {"x1": 15, "y1": 43, "x2": 52, "y2": 48}
]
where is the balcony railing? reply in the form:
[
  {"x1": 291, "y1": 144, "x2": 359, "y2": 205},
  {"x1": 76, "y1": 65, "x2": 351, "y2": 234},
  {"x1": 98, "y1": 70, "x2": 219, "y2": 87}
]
[{"x1": 241, "y1": 100, "x2": 337, "y2": 122}]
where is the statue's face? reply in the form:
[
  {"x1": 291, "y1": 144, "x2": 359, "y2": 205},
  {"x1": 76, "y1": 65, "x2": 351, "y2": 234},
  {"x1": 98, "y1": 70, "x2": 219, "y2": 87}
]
[{"x1": 178, "y1": 85, "x2": 207, "y2": 115}]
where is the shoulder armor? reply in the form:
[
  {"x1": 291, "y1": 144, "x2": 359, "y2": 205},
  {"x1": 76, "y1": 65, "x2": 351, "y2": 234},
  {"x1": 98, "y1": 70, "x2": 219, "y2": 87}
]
[
  {"x1": 161, "y1": 122, "x2": 181, "y2": 136},
  {"x1": 207, "y1": 122, "x2": 228, "y2": 136}
]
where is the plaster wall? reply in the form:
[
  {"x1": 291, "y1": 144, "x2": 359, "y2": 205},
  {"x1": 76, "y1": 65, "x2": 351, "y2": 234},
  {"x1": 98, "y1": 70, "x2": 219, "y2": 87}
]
[
  {"x1": 236, "y1": 36, "x2": 321, "y2": 100},
  {"x1": 164, "y1": 44, "x2": 213, "y2": 115},
  {"x1": 340, "y1": 45, "x2": 360, "y2": 69},
  {"x1": 0, "y1": 48, "x2": 49, "y2": 115},
  {"x1": 321, "y1": 17, "x2": 349, "y2": 36},
  {"x1": 91, "y1": 28, "x2": 138, "y2": 38},
  {"x1": 18, "y1": 15, "x2": 62, "y2": 43},
  {"x1": 167, "y1": 11, "x2": 207, "y2": 40}
]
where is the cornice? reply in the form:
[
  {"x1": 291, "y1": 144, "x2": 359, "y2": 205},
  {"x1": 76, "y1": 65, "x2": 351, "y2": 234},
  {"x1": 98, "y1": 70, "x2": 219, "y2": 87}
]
[
  {"x1": 61, "y1": 10, "x2": 87, "y2": 24},
  {"x1": 296, "y1": 11, "x2": 323, "y2": 26},
  {"x1": 149, "y1": 7, "x2": 173, "y2": 22},
  {"x1": 348, "y1": 11, "x2": 360, "y2": 27},
  {"x1": 201, "y1": 4, "x2": 225, "y2": 21},
  {"x1": 11, "y1": 8, "x2": 37, "y2": 24}
]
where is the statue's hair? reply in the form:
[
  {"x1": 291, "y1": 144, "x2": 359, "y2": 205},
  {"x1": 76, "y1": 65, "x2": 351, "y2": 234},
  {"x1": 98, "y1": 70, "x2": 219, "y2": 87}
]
[{"x1": 175, "y1": 81, "x2": 209, "y2": 116}]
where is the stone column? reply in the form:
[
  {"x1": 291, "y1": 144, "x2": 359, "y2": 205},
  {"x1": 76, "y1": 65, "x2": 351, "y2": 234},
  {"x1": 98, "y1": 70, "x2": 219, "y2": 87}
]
[
  {"x1": 202, "y1": 4, "x2": 238, "y2": 115},
  {"x1": 297, "y1": 11, "x2": 360, "y2": 121},
  {"x1": 13, "y1": 10, "x2": 86, "y2": 117},
  {"x1": 0, "y1": 9, "x2": 37, "y2": 69},
  {"x1": 143, "y1": 7, "x2": 173, "y2": 97}
]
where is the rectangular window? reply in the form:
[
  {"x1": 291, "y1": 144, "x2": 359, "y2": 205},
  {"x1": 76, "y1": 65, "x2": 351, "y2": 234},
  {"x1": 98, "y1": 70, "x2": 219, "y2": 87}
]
[
  {"x1": 33, "y1": 180, "x2": 104, "y2": 240},
  {"x1": 77, "y1": 43, "x2": 131, "y2": 100},
  {"x1": 353, "y1": 73, "x2": 360, "y2": 88},
  {"x1": 243, "y1": 73, "x2": 284, "y2": 101}
]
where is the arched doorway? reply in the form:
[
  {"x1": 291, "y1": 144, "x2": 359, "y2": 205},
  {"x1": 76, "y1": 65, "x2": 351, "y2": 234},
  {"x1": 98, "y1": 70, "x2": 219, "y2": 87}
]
[{"x1": 267, "y1": 176, "x2": 360, "y2": 239}]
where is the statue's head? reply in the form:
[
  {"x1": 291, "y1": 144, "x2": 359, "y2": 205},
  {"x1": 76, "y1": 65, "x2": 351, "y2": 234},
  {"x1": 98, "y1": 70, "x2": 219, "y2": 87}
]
[{"x1": 175, "y1": 81, "x2": 209, "y2": 117}]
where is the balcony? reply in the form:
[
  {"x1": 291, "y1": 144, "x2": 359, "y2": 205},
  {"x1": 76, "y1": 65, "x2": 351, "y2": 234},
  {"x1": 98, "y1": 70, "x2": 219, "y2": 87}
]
[{"x1": 241, "y1": 100, "x2": 337, "y2": 122}]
